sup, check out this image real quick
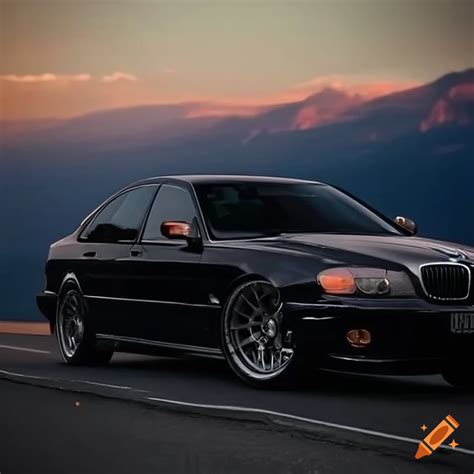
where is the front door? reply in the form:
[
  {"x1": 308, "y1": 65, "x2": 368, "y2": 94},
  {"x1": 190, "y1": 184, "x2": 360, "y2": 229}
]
[{"x1": 125, "y1": 183, "x2": 214, "y2": 347}]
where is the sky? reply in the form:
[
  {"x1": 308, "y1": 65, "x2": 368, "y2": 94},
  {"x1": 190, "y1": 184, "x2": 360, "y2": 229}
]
[{"x1": 1, "y1": 0, "x2": 473, "y2": 120}]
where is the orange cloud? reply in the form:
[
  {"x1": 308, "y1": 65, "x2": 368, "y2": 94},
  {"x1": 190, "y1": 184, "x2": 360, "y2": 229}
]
[
  {"x1": 0, "y1": 73, "x2": 91, "y2": 83},
  {"x1": 101, "y1": 72, "x2": 138, "y2": 83}
]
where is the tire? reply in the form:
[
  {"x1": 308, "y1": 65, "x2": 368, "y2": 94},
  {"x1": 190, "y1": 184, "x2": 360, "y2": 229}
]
[
  {"x1": 221, "y1": 280, "x2": 298, "y2": 388},
  {"x1": 442, "y1": 368, "x2": 474, "y2": 389},
  {"x1": 56, "y1": 288, "x2": 113, "y2": 366}
]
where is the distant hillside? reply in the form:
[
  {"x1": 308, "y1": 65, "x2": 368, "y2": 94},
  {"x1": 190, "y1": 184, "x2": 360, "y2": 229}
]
[{"x1": 1, "y1": 69, "x2": 473, "y2": 320}]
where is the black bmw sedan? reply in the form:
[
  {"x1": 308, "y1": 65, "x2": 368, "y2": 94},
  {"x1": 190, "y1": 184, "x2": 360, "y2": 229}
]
[{"x1": 37, "y1": 175, "x2": 474, "y2": 388}]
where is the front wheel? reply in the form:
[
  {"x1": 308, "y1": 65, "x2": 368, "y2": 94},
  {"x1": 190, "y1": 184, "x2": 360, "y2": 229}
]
[
  {"x1": 56, "y1": 288, "x2": 113, "y2": 366},
  {"x1": 221, "y1": 280, "x2": 298, "y2": 388}
]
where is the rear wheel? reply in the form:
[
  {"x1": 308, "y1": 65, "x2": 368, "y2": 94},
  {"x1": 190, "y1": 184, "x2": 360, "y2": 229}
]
[
  {"x1": 56, "y1": 288, "x2": 113, "y2": 366},
  {"x1": 222, "y1": 280, "x2": 297, "y2": 388}
]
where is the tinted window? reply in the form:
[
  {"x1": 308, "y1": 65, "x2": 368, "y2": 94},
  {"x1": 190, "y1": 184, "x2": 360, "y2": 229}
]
[
  {"x1": 194, "y1": 182, "x2": 401, "y2": 240},
  {"x1": 82, "y1": 186, "x2": 156, "y2": 243},
  {"x1": 142, "y1": 184, "x2": 197, "y2": 241}
]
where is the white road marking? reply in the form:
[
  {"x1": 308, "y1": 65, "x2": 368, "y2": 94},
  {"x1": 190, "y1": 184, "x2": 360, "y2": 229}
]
[
  {"x1": 80, "y1": 381, "x2": 133, "y2": 390},
  {"x1": 0, "y1": 369, "x2": 146, "y2": 392},
  {"x1": 0, "y1": 344, "x2": 51, "y2": 354},
  {"x1": 147, "y1": 396, "x2": 474, "y2": 456},
  {"x1": 0, "y1": 369, "x2": 48, "y2": 380}
]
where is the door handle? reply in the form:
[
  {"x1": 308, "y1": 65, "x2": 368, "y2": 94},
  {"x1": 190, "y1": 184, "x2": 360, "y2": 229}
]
[
  {"x1": 130, "y1": 249, "x2": 143, "y2": 257},
  {"x1": 83, "y1": 251, "x2": 96, "y2": 258}
]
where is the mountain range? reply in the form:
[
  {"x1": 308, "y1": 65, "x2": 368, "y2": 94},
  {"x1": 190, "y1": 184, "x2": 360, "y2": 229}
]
[{"x1": 1, "y1": 69, "x2": 473, "y2": 319}]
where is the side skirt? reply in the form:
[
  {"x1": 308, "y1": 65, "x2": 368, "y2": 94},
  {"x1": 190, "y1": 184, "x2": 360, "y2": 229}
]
[{"x1": 96, "y1": 334, "x2": 223, "y2": 357}]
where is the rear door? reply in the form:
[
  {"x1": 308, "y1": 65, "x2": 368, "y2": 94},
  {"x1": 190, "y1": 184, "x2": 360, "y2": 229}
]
[{"x1": 77, "y1": 185, "x2": 158, "y2": 335}]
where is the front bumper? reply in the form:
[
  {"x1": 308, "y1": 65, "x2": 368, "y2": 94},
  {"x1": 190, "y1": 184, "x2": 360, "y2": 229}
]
[{"x1": 285, "y1": 297, "x2": 474, "y2": 375}]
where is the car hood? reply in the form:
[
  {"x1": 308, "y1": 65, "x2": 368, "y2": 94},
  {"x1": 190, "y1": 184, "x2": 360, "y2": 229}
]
[{"x1": 228, "y1": 233, "x2": 474, "y2": 273}]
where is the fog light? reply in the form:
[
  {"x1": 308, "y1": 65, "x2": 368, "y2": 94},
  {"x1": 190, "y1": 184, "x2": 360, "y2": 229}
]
[{"x1": 346, "y1": 329, "x2": 371, "y2": 348}]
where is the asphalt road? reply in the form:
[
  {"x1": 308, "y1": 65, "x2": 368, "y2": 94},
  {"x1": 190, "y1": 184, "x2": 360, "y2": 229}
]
[{"x1": 1, "y1": 334, "x2": 473, "y2": 473}]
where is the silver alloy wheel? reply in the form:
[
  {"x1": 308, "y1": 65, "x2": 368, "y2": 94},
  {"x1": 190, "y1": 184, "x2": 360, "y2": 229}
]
[
  {"x1": 224, "y1": 281, "x2": 294, "y2": 380},
  {"x1": 58, "y1": 291, "x2": 85, "y2": 358}
]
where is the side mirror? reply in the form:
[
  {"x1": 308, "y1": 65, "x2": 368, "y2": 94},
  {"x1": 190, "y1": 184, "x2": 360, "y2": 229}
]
[
  {"x1": 161, "y1": 221, "x2": 190, "y2": 240},
  {"x1": 160, "y1": 218, "x2": 203, "y2": 251},
  {"x1": 395, "y1": 216, "x2": 417, "y2": 235}
]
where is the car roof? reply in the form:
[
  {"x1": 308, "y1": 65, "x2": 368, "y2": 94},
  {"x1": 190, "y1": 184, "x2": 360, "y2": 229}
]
[{"x1": 128, "y1": 174, "x2": 323, "y2": 188}]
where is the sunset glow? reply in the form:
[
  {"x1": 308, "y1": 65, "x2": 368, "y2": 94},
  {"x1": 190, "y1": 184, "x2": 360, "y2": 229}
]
[
  {"x1": 1, "y1": 0, "x2": 472, "y2": 120},
  {"x1": 0, "y1": 73, "x2": 422, "y2": 121}
]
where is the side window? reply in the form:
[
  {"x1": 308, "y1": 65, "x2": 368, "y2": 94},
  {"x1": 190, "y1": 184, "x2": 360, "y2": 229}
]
[
  {"x1": 142, "y1": 184, "x2": 197, "y2": 241},
  {"x1": 82, "y1": 186, "x2": 156, "y2": 243}
]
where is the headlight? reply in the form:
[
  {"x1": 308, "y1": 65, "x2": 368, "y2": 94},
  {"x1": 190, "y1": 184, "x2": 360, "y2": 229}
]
[
  {"x1": 356, "y1": 277, "x2": 390, "y2": 295},
  {"x1": 317, "y1": 267, "x2": 415, "y2": 297}
]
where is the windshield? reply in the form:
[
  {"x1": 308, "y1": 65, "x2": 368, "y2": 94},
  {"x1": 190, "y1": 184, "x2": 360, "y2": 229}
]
[{"x1": 194, "y1": 182, "x2": 401, "y2": 240}]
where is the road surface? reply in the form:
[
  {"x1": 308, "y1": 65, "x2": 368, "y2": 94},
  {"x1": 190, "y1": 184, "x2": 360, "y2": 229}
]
[{"x1": 1, "y1": 333, "x2": 472, "y2": 473}]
